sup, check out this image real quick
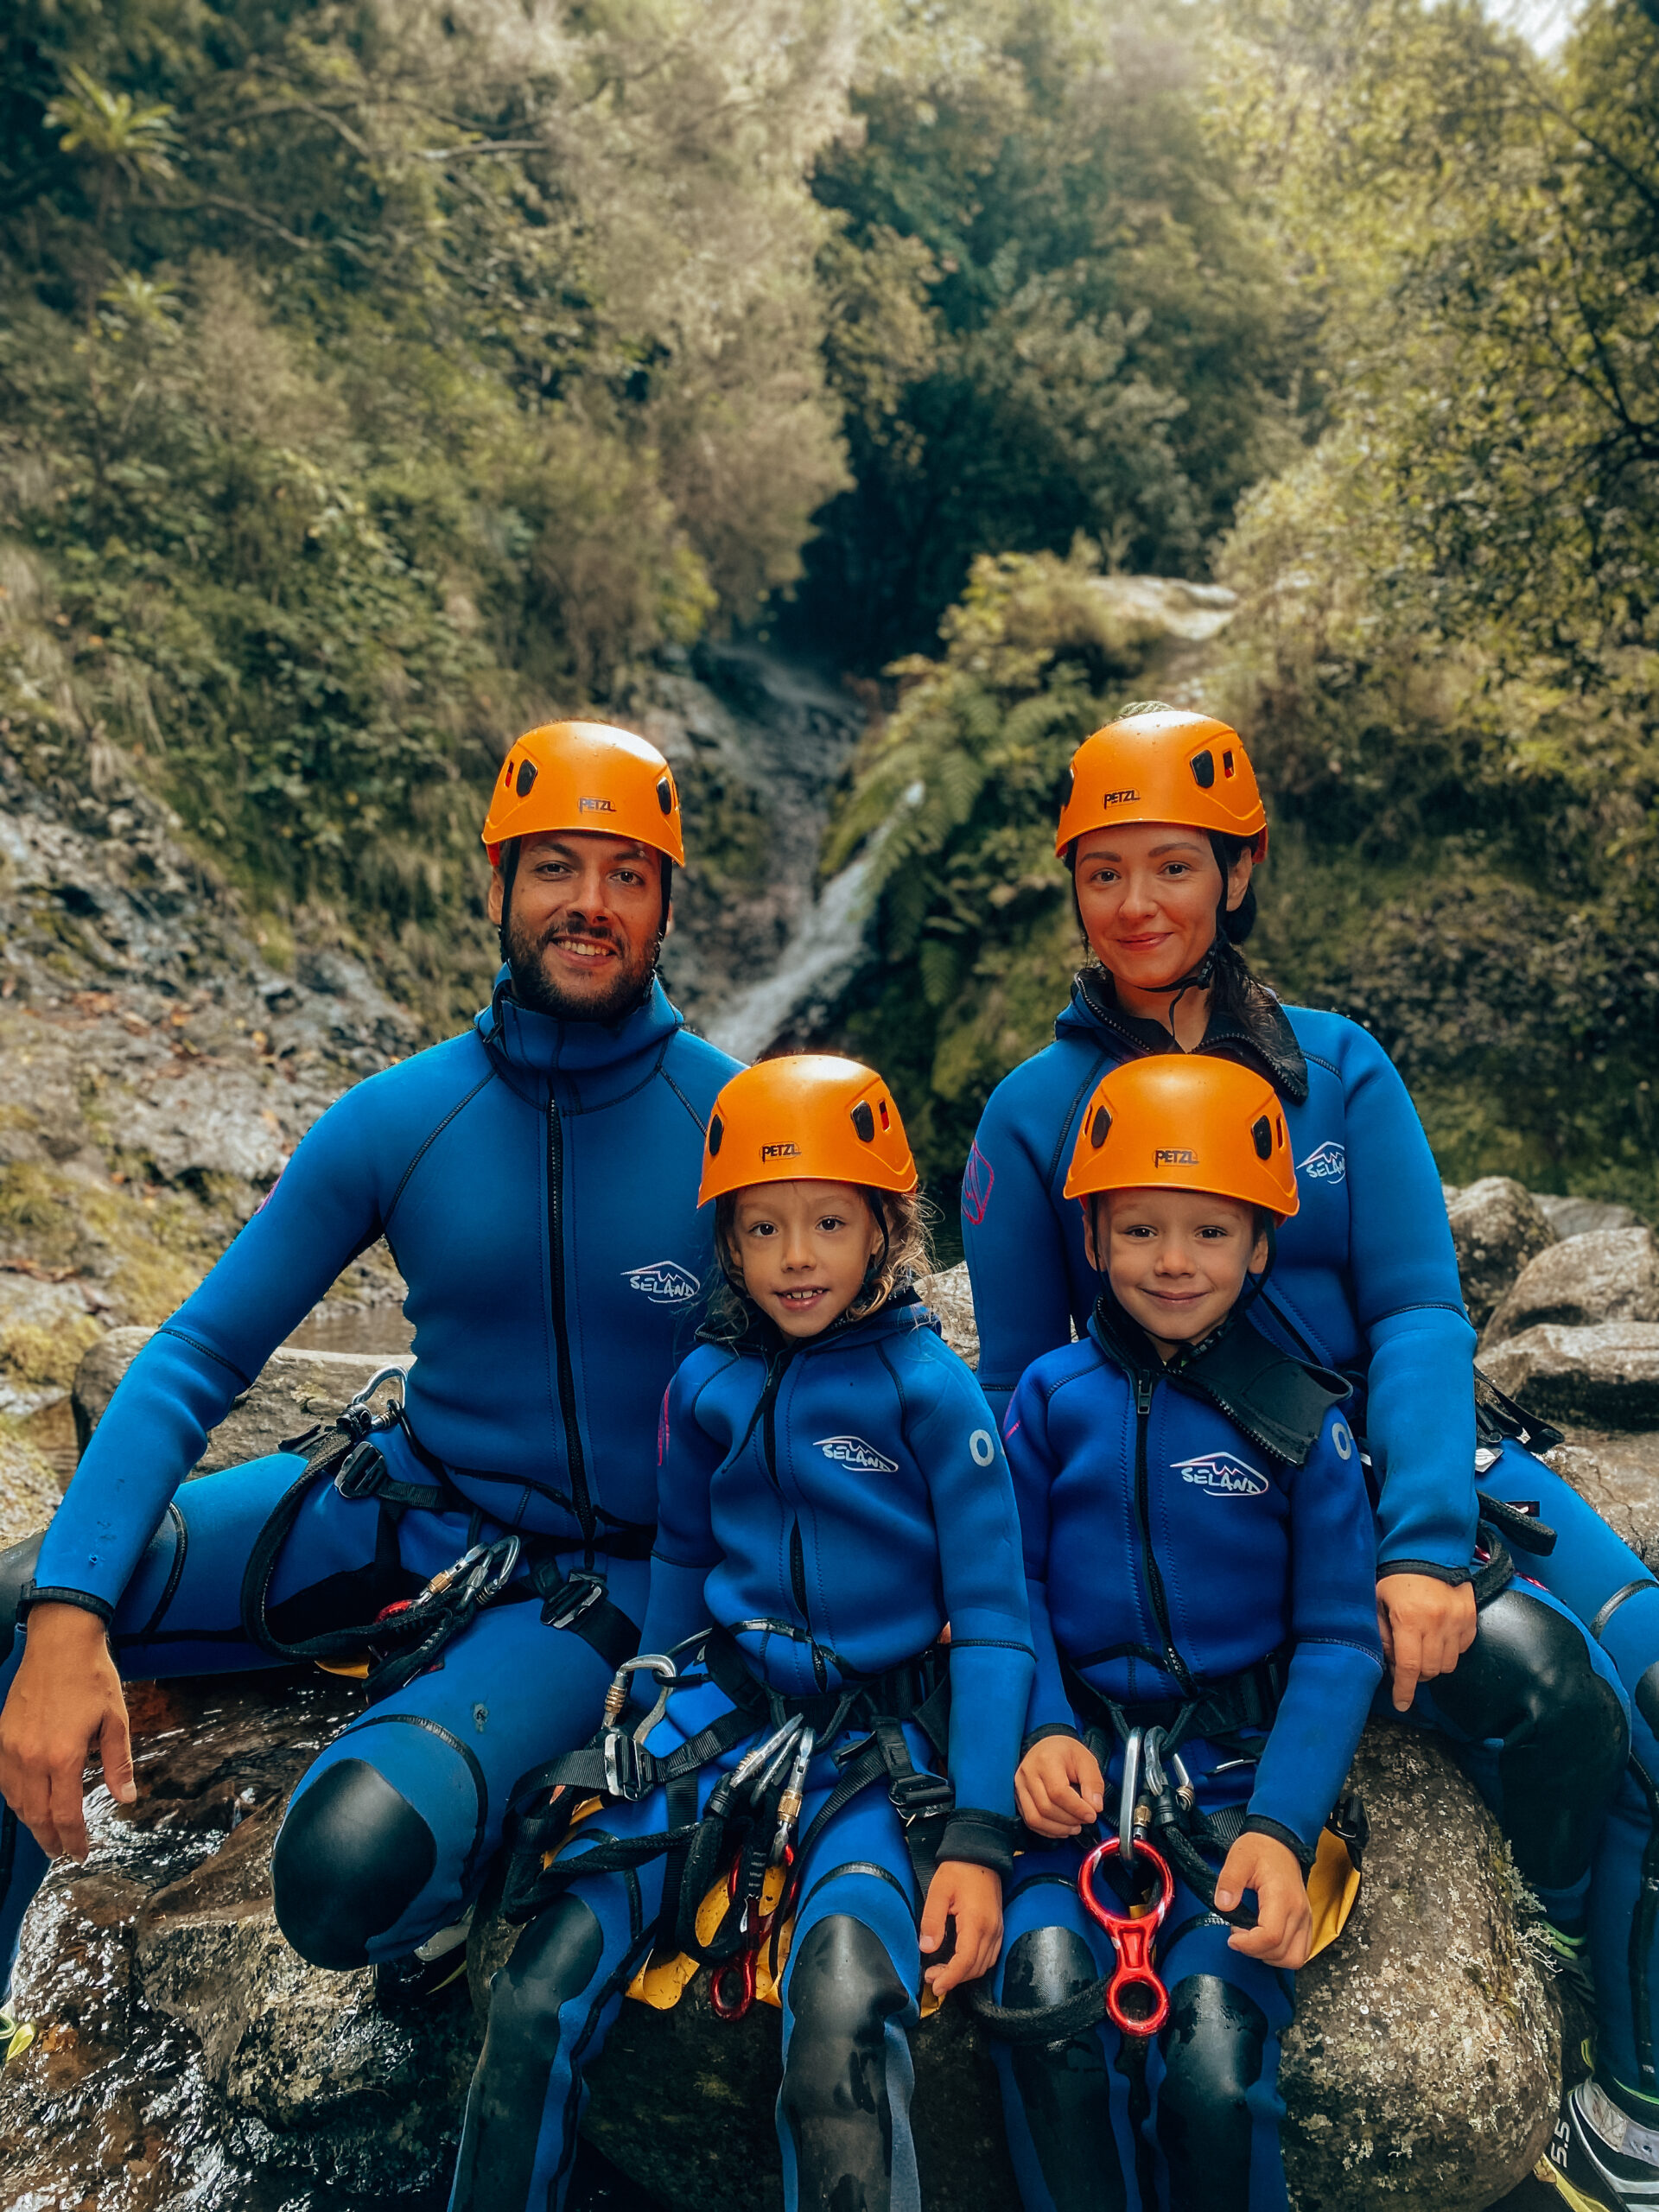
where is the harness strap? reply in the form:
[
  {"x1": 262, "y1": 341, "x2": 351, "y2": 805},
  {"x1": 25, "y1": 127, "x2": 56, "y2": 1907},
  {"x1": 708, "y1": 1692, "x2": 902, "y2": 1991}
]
[{"x1": 1058, "y1": 1649, "x2": 1287, "y2": 1751}]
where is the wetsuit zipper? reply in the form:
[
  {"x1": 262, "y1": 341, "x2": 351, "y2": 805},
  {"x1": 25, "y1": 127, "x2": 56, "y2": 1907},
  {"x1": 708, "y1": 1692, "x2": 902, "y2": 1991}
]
[
  {"x1": 758, "y1": 1345, "x2": 824, "y2": 1688},
  {"x1": 1132, "y1": 1370, "x2": 1197, "y2": 1694},
  {"x1": 546, "y1": 1095, "x2": 594, "y2": 1554}
]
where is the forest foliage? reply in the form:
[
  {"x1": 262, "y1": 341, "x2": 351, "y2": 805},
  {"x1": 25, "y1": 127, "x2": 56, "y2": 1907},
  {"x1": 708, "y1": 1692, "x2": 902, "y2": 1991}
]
[{"x1": 3, "y1": 0, "x2": 1656, "y2": 1201}]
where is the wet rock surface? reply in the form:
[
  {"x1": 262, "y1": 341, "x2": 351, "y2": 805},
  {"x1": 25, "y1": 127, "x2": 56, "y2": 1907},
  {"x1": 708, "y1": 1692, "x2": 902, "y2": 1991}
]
[
  {"x1": 1533, "y1": 1195, "x2": 1638, "y2": 1242},
  {"x1": 1446, "y1": 1179, "x2": 1558, "y2": 1332},
  {"x1": 1484, "y1": 1227, "x2": 1659, "y2": 1349}
]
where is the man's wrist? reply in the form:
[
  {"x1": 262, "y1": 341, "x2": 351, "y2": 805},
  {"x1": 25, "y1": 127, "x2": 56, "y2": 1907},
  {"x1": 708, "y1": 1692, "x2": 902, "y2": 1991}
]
[{"x1": 20, "y1": 1591, "x2": 117, "y2": 1640}]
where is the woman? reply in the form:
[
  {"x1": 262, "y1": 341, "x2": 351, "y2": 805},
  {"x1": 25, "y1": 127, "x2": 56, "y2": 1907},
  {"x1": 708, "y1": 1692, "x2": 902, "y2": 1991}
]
[{"x1": 963, "y1": 702, "x2": 1645, "y2": 2212}]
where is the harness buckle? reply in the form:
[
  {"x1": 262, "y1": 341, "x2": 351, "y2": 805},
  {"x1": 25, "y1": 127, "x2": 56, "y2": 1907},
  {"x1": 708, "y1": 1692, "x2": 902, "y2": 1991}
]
[
  {"x1": 543, "y1": 1572, "x2": 607, "y2": 1632},
  {"x1": 334, "y1": 1438, "x2": 388, "y2": 1501},
  {"x1": 888, "y1": 1771, "x2": 955, "y2": 1821}
]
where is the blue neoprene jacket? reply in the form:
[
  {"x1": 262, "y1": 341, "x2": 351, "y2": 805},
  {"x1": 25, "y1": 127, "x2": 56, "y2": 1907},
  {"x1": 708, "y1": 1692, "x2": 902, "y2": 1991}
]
[
  {"x1": 963, "y1": 976, "x2": 1478, "y2": 1581},
  {"x1": 1006, "y1": 1310, "x2": 1383, "y2": 1856},
  {"x1": 35, "y1": 977, "x2": 738, "y2": 1614},
  {"x1": 640, "y1": 1297, "x2": 1036, "y2": 1828}
]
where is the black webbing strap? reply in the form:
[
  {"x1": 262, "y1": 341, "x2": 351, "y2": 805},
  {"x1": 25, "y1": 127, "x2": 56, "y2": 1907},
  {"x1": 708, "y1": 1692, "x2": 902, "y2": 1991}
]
[
  {"x1": 1058, "y1": 1649, "x2": 1287, "y2": 1756},
  {"x1": 529, "y1": 1563, "x2": 641, "y2": 1673}
]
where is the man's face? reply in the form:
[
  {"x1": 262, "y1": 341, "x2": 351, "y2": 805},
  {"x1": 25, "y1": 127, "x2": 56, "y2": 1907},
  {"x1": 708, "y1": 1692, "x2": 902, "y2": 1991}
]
[{"x1": 488, "y1": 830, "x2": 665, "y2": 1022}]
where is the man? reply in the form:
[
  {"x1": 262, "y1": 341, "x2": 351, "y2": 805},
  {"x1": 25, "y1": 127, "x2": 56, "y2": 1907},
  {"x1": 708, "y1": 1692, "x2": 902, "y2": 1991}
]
[{"x1": 0, "y1": 720, "x2": 738, "y2": 2021}]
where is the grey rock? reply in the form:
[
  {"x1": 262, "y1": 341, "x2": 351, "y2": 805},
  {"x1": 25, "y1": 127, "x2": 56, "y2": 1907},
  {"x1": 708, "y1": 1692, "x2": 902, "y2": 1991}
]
[
  {"x1": 0, "y1": 1421, "x2": 61, "y2": 1548},
  {"x1": 1534, "y1": 1194, "x2": 1639, "y2": 1241},
  {"x1": 0, "y1": 1268, "x2": 104, "y2": 1414},
  {"x1": 73, "y1": 1325, "x2": 411, "y2": 1468},
  {"x1": 1547, "y1": 1433, "x2": 1659, "y2": 1567},
  {"x1": 916, "y1": 1262, "x2": 979, "y2": 1370},
  {"x1": 1281, "y1": 1726, "x2": 1558, "y2": 2210},
  {"x1": 1481, "y1": 1322, "x2": 1659, "y2": 1432},
  {"x1": 1484, "y1": 1227, "x2": 1659, "y2": 1350},
  {"x1": 1447, "y1": 1179, "x2": 1557, "y2": 1330}
]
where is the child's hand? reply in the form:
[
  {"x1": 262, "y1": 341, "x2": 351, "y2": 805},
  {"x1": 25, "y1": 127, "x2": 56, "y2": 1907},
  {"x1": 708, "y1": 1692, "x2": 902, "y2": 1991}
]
[
  {"x1": 1014, "y1": 1736, "x2": 1106, "y2": 1838},
  {"x1": 919, "y1": 1860, "x2": 1002, "y2": 1995},
  {"x1": 1214, "y1": 1833, "x2": 1312, "y2": 1967}
]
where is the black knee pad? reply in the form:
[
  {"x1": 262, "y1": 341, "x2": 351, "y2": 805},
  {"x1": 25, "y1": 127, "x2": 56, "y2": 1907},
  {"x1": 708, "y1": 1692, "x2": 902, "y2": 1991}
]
[
  {"x1": 1157, "y1": 1974, "x2": 1268, "y2": 2212},
  {"x1": 1005, "y1": 1926, "x2": 1125, "y2": 2212},
  {"x1": 779, "y1": 1914, "x2": 911, "y2": 2212},
  {"x1": 0, "y1": 1534, "x2": 45, "y2": 1654},
  {"x1": 449, "y1": 1895, "x2": 607, "y2": 2209},
  {"x1": 1469, "y1": 1589, "x2": 1629, "y2": 1779},
  {"x1": 272, "y1": 1758, "x2": 437, "y2": 1968}
]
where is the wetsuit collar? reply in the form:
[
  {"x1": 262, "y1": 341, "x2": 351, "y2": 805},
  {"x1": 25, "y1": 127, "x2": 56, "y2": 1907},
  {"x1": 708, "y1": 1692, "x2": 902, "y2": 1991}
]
[
  {"x1": 1060, "y1": 967, "x2": 1310, "y2": 1106},
  {"x1": 476, "y1": 966, "x2": 683, "y2": 1077},
  {"x1": 1088, "y1": 1285, "x2": 1348, "y2": 1468}
]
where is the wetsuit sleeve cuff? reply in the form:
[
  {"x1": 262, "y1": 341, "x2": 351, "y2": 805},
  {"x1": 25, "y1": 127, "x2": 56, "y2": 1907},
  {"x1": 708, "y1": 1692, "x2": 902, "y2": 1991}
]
[
  {"x1": 1241, "y1": 1813, "x2": 1317, "y2": 1871},
  {"x1": 1376, "y1": 1558, "x2": 1472, "y2": 1587},
  {"x1": 20, "y1": 1581, "x2": 116, "y2": 1626},
  {"x1": 1020, "y1": 1721, "x2": 1084, "y2": 1753},
  {"x1": 938, "y1": 1810, "x2": 1020, "y2": 1878}
]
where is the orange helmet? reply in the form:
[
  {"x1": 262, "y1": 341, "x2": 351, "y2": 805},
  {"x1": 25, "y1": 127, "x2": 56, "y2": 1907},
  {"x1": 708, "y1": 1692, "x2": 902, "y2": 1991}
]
[
  {"x1": 1064, "y1": 1054, "x2": 1299, "y2": 1220},
  {"x1": 1055, "y1": 705, "x2": 1268, "y2": 861},
  {"x1": 480, "y1": 721, "x2": 685, "y2": 868},
  {"x1": 699, "y1": 1056, "x2": 918, "y2": 1206}
]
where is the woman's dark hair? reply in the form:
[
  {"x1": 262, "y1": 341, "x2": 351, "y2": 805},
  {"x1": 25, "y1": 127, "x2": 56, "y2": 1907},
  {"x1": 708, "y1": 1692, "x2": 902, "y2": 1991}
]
[{"x1": 705, "y1": 1185, "x2": 933, "y2": 1343}]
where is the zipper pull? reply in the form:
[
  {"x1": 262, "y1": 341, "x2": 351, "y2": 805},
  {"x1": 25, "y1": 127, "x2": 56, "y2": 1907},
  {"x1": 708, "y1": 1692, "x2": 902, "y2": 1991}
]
[{"x1": 1134, "y1": 1373, "x2": 1155, "y2": 1418}]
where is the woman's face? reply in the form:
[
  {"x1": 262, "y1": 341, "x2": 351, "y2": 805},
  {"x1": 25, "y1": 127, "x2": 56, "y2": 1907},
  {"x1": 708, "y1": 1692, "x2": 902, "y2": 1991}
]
[{"x1": 1072, "y1": 822, "x2": 1251, "y2": 994}]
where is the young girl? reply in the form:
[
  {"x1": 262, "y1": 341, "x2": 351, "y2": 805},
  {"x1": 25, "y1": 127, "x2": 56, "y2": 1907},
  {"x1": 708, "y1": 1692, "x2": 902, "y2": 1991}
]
[
  {"x1": 449, "y1": 1054, "x2": 1034, "y2": 2212},
  {"x1": 986, "y1": 1052, "x2": 1382, "y2": 2212}
]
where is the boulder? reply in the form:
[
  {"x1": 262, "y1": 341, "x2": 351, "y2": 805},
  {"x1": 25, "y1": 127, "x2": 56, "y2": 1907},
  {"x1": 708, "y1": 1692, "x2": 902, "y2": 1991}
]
[
  {"x1": 73, "y1": 1325, "x2": 411, "y2": 1467},
  {"x1": 1480, "y1": 1322, "x2": 1659, "y2": 1432},
  {"x1": 1546, "y1": 1435, "x2": 1659, "y2": 1567},
  {"x1": 0, "y1": 1267, "x2": 105, "y2": 1416},
  {"x1": 0, "y1": 1419, "x2": 60, "y2": 1549},
  {"x1": 1446, "y1": 1179, "x2": 1556, "y2": 1331},
  {"x1": 1484, "y1": 1227, "x2": 1659, "y2": 1349},
  {"x1": 1534, "y1": 1195, "x2": 1638, "y2": 1241}
]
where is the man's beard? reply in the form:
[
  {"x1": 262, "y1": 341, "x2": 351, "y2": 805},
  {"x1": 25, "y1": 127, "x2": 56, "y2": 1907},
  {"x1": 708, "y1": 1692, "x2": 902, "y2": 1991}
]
[{"x1": 502, "y1": 911, "x2": 658, "y2": 1024}]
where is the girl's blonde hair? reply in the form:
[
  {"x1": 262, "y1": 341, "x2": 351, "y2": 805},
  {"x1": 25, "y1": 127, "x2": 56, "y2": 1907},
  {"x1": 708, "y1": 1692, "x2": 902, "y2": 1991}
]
[{"x1": 705, "y1": 1184, "x2": 934, "y2": 1342}]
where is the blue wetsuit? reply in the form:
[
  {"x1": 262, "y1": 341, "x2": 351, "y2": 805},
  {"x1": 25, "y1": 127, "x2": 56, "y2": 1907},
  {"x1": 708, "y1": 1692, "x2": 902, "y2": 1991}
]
[
  {"x1": 449, "y1": 1293, "x2": 1035, "y2": 2212},
  {"x1": 965, "y1": 971, "x2": 1646, "y2": 2095},
  {"x1": 0, "y1": 975, "x2": 736, "y2": 1988},
  {"x1": 992, "y1": 1298, "x2": 1382, "y2": 2212}
]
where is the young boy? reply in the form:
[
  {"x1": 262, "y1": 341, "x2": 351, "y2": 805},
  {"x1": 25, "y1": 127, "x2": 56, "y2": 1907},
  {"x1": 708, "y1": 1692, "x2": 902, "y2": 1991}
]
[
  {"x1": 988, "y1": 1053, "x2": 1382, "y2": 2212},
  {"x1": 448, "y1": 1053, "x2": 1034, "y2": 2212}
]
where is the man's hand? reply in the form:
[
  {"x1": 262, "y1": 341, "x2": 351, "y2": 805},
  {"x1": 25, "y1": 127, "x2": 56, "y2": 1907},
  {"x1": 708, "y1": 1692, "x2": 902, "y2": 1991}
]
[
  {"x1": 0, "y1": 1604, "x2": 136, "y2": 1861},
  {"x1": 919, "y1": 1860, "x2": 1002, "y2": 1996},
  {"x1": 1014, "y1": 1736, "x2": 1106, "y2": 1839},
  {"x1": 1215, "y1": 1832, "x2": 1312, "y2": 1967},
  {"x1": 1376, "y1": 1573, "x2": 1477, "y2": 1712}
]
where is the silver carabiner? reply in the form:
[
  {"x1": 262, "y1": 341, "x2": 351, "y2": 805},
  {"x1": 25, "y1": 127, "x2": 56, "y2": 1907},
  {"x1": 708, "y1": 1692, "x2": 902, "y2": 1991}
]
[
  {"x1": 1118, "y1": 1727, "x2": 1144, "y2": 1869},
  {"x1": 601, "y1": 1652, "x2": 679, "y2": 1733},
  {"x1": 348, "y1": 1363, "x2": 410, "y2": 1415}
]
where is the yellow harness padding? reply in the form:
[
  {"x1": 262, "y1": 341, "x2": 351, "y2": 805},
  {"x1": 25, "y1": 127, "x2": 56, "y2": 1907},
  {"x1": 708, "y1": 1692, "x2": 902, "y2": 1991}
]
[
  {"x1": 1305, "y1": 1823, "x2": 1363, "y2": 1960},
  {"x1": 626, "y1": 1865, "x2": 944, "y2": 2019},
  {"x1": 316, "y1": 1655, "x2": 372, "y2": 1680}
]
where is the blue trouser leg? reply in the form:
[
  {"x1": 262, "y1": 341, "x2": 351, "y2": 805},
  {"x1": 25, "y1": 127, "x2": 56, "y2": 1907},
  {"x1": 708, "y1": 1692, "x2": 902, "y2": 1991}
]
[
  {"x1": 1, "y1": 1451, "x2": 641, "y2": 1991},
  {"x1": 993, "y1": 1824, "x2": 1292, "y2": 2212},
  {"x1": 451, "y1": 1681, "x2": 928, "y2": 2212},
  {"x1": 1474, "y1": 1441, "x2": 1659, "y2": 2109}
]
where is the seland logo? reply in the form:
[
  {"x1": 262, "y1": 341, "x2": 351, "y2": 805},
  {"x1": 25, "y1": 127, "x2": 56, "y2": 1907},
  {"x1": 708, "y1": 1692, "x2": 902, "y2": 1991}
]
[
  {"x1": 1296, "y1": 1141, "x2": 1347, "y2": 1185},
  {"x1": 622, "y1": 1260, "x2": 701, "y2": 1306},
  {"x1": 1174, "y1": 1452, "x2": 1270, "y2": 1499},
  {"x1": 815, "y1": 1434, "x2": 899, "y2": 1476}
]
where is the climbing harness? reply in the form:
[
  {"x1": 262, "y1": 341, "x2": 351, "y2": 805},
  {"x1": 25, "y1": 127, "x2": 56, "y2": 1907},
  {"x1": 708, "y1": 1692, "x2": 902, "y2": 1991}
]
[
  {"x1": 502, "y1": 1628, "x2": 955, "y2": 2018},
  {"x1": 239, "y1": 1368, "x2": 641, "y2": 1698},
  {"x1": 1079, "y1": 1834, "x2": 1175, "y2": 2038}
]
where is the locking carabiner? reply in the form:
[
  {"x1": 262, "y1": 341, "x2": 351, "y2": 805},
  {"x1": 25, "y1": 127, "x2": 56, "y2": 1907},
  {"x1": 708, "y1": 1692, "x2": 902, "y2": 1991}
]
[{"x1": 1078, "y1": 1834, "x2": 1175, "y2": 2037}]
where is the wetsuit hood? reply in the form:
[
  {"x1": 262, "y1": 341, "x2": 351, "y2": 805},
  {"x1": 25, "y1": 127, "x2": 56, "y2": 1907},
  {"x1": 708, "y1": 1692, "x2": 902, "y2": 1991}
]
[
  {"x1": 1059, "y1": 966, "x2": 1310, "y2": 1107},
  {"x1": 1088, "y1": 1287, "x2": 1348, "y2": 1469},
  {"x1": 477, "y1": 966, "x2": 683, "y2": 1083}
]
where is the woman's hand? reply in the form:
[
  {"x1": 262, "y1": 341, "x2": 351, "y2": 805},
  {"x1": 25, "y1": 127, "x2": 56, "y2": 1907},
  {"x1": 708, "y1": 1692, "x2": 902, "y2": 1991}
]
[
  {"x1": 1215, "y1": 1832, "x2": 1312, "y2": 1967},
  {"x1": 1376, "y1": 1573, "x2": 1477, "y2": 1711},
  {"x1": 919, "y1": 1860, "x2": 1003, "y2": 1995},
  {"x1": 1014, "y1": 1735, "x2": 1106, "y2": 1838},
  {"x1": 0, "y1": 1604, "x2": 136, "y2": 1861}
]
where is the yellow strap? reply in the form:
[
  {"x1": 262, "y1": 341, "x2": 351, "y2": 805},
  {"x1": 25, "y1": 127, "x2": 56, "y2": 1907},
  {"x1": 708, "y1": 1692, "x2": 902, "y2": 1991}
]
[
  {"x1": 1306, "y1": 1826, "x2": 1362, "y2": 1961},
  {"x1": 315, "y1": 1656, "x2": 371, "y2": 1680}
]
